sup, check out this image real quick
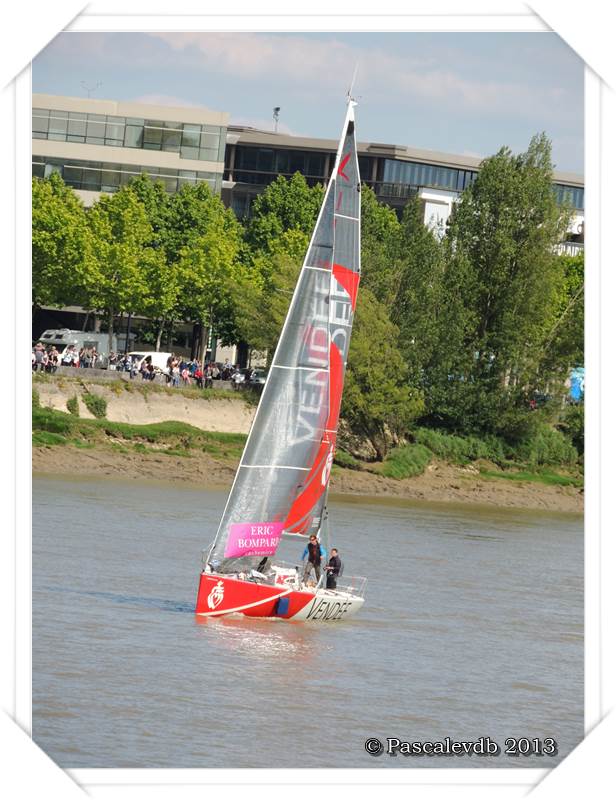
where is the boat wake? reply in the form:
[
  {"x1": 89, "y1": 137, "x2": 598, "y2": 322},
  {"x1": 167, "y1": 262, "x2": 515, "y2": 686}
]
[{"x1": 41, "y1": 585, "x2": 194, "y2": 614}]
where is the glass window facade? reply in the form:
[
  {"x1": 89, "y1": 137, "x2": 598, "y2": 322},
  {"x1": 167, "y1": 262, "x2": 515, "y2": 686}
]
[
  {"x1": 232, "y1": 146, "x2": 326, "y2": 178},
  {"x1": 382, "y1": 159, "x2": 477, "y2": 193},
  {"x1": 32, "y1": 108, "x2": 226, "y2": 164},
  {"x1": 380, "y1": 159, "x2": 584, "y2": 210},
  {"x1": 554, "y1": 183, "x2": 584, "y2": 210},
  {"x1": 32, "y1": 156, "x2": 221, "y2": 194}
]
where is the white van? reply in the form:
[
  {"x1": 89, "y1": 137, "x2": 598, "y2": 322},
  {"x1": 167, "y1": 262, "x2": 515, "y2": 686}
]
[
  {"x1": 128, "y1": 351, "x2": 174, "y2": 375},
  {"x1": 38, "y1": 329, "x2": 136, "y2": 367}
]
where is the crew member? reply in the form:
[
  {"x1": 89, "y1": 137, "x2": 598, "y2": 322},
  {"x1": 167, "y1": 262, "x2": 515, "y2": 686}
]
[
  {"x1": 301, "y1": 534, "x2": 326, "y2": 585},
  {"x1": 325, "y1": 548, "x2": 342, "y2": 590}
]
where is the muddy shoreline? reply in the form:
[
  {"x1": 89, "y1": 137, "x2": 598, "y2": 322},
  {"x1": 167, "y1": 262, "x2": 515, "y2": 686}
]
[{"x1": 32, "y1": 444, "x2": 583, "y2": 514}]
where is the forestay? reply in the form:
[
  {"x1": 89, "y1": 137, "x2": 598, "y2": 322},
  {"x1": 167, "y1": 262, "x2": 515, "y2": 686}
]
[{"x1": 208, "y1": 102, "x2": 361, "y2": 574}]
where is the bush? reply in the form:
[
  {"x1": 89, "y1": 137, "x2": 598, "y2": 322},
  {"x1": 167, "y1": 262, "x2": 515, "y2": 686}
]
[
  {"x1": 514, "y1": 423, "x2": 578, "y2": 467},
  {"x1": 561, "y1": 403, "x2": 584, "y2": 455},
  {"x1": 66, "y1": 395, "x2": 80, "y2": 416},
  {"x1": 413, "y1": 428, "x2": 506, "y2": 465},
  {"x1": 334, "y1": 449, "x2": 362, "y2": 471},
  {"x1": 32, "y1": 388, "x2": 40, "y2": 409},
  {"x1": 382, "y1": 444, "x2": 432, "y2": 479},
  {"x1": 82, "y1": 392, "x2": 107, "y2": 419}
]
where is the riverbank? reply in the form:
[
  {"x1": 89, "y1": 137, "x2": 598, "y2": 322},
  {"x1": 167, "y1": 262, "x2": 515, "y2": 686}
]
[
  {"x1": 32, "y1": 375, "x2": 583, "y2": 514},
  {"x1": 32, "y1": 442, "x2": 583, "y2": 513}
]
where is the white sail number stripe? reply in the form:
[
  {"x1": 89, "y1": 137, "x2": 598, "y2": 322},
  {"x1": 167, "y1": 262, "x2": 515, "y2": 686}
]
[
  {"x1": 239, "y1": 464, "x2": 310, "y2": 471},
  {"x1": 271, "y1": 364, "x2": 326, "y2": 372}
]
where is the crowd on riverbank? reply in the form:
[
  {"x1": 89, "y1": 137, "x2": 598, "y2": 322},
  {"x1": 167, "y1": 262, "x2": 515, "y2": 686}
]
[{"x1": 32, "y1": 342, "x2": 249, "y2": 389}]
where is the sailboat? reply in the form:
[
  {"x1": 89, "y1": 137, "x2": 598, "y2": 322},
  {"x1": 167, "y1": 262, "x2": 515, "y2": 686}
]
[{"x1": 195, "y1": 97, "x2": 365, "y2": 622}]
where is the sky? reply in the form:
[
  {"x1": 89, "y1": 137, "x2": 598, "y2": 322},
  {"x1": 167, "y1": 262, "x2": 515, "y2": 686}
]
[{"x1": 32, "y1": 31, "x2": 584, "y2": 174}]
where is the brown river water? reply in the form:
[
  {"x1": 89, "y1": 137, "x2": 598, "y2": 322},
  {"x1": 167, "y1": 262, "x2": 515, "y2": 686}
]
[{"x1": 32, "y1": 476, "x2": 583, "y2": 769}]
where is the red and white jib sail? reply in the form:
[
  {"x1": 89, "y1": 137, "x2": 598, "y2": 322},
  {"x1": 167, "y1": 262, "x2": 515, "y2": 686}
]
[{"x1": 208, "y1": 102, "x2": 361, "y2": 574}]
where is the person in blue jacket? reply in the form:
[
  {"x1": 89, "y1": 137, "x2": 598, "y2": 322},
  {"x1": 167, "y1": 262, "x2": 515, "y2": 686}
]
[{"x1": 301, "y1": 534, "x2": 326, "y2": 585}]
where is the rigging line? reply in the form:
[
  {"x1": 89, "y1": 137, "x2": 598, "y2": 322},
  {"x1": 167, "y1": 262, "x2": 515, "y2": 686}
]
[{"x1": 334, "y1": 213, "x2": 360, "y2": 221}]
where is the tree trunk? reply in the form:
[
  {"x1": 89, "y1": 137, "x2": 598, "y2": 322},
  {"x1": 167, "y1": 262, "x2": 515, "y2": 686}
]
[
  {"x1": 366, "y1": 425, "x2": 387, "y2": 462},
  {"x1": 199, "y1": 323, "x2": 208, "y2": 369},
  {"x1": 108, "y1": 309, "x2": 114, "y2": 354},
  {"x1": 155, "y1": 319, "x2": 165, "y2": 352},
  {"x1": 191, "y1": 323, "x2": 201, "y2": 360}
]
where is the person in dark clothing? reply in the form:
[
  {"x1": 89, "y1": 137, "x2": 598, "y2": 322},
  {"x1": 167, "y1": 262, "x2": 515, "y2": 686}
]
[
  {"x1": 301, "y1": 534, "x2": 326, "y2": 585},
  {"x1": 325, "y1": 548, "x2": 342, "y2": 590}
]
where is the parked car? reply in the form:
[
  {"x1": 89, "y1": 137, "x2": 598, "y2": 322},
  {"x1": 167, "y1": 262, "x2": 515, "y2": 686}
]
[
  {"x1": 127, "y1": 351, "x2": 174, "y2": 375},
  {"x1": 246, "y1": 368, "x2": 268, "y2": 387}
]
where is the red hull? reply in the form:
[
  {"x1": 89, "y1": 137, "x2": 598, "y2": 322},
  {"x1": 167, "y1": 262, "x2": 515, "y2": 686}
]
[{"x1": 195, "y1": 572, "x2": 314, "y2": 619}]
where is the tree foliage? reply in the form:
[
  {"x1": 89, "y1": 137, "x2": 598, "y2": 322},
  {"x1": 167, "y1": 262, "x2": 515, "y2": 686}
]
[
  {"x1": 87, "y1": 186, "x2": 165, "y2": 349},
  {"x1": 245, "y1": 173, "x2": 323, "y2": 261},
  {"x1": 418, "y1": 134, "x2": 575, "y2": 438},
  {"x1": 32, "y1": 174, "x2": 93, "y2": 310},
  {"x1": 359, "y1": 186, "x2": 401, "y2": 306},
  {"x1": 342, "y1": 288, "x2": 424, "y2": 460}
]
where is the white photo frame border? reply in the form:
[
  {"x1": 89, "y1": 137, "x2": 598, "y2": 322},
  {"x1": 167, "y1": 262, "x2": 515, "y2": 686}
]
[{"x1": 2, "y1": 3, "x2": 610, "y2": 798}]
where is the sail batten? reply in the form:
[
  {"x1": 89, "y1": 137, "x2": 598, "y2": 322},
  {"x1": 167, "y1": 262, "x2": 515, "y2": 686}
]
[{"x1": 208, "y1": 102, "x2": 360, "y2": 573}]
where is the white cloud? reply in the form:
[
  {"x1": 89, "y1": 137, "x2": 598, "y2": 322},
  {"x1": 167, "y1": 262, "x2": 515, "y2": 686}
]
[{"x1": 146, "y1": 32, "x2": 575, "y2": 120}]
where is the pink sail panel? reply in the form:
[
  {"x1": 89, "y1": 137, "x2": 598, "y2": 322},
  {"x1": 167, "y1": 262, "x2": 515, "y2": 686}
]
[{"x1": 224, "y1": 522, "x2": 285, "y2": 558}]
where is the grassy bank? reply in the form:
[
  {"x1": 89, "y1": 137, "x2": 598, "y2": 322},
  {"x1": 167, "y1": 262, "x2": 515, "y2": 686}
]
[
  {"x1": 33, "y1": 400, "x2": 247, "y2": 462},
  {"x1": 32, "y1": 402, "x2": 583, "y2": 512},
  {"x1": 33, "y1": 390, "x2": 583, "y2": 492},
  {"x1": 335, "y1": 426, "x2": 583, "y2": 489}
]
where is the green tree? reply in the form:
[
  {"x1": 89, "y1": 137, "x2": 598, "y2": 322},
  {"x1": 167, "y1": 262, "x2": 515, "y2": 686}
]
[
  {"x1": 126, "y1": 174, "x2": 185, "y2": 350},
  {"x1": 423, "y1": 134, "x2": 573, "y2": 437},
  {"x1": 176, "y1": 200, "x2": 251, "y2": 362},
  {"x1": 32, "y1": 174, "x2": 94, "y2": 312},
  {"x1": 359, "y1": 185, "x2": 401, "y2": 306},
  {"x1": 342, "y1": 288, "x2": 424, "y2": 460},
  {"x1": 392, "y1": 195, "x2": 446, "y2": 386},
  {"x1": 234, "y1": 174, "x2": 322, "y2": 357},
  {"x1": 232, "y1": 251, "x2": 298, "y2": 360},
  {"x1": 126, "y1": 173, "x2": 171, "y2": 247},
  {"x1": 87, "y1": 186, "x2": 165, "y2": 351},
  {"x1": 165, "y1": 182, "x2": 232, "y2": 263},
  {"x1": 538, "y1": 251, "x2": 584, "y2": 382},
  {"x1": 245, "y1": 173, "x2": 323, "y2": 261}
]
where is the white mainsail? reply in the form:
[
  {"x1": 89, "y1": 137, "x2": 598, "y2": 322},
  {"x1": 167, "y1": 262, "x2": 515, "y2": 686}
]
[{"x1": 208, "y1": 101, "x2": 361, "y2": 573}]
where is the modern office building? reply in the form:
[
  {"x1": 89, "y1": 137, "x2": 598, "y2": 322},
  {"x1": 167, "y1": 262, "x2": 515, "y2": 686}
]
[
  {"x1": 32, "y1": 93, "x2": 230, "y2": 207},
  {"x1": 31, "y1": 93, "x2": 585, "y2": 250},
  {"x1": 223, "y1": 126, "x2": 585, "y2": 250}
]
